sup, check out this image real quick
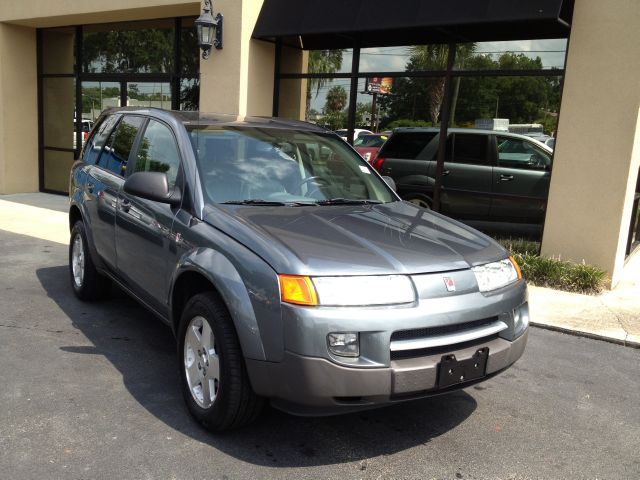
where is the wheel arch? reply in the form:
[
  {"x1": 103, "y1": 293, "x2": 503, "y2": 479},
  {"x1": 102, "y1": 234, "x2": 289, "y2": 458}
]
[
  {"x1": 69, "y1": 204, "x2": 82, "y2": 232},
  {"x1": 169, "y1": 254, "x2": 268, "y2": 362}
]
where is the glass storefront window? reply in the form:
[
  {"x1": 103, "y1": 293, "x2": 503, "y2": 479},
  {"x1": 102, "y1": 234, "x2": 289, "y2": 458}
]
[
  {"x1": 82, "y1": 81, "x2": 121, "y2": 121},
  {"x1": 82, "y1": 19, "x2": 174, "y2": 74},
  {"x1": 448, "y1": 75, "x2": 563, "y2": 134},
  {"x1": 279, "y1": 78, "x2": 351, "y2": 130},
  {"x1": 370, "y1": 76, "x2": 447, "y2": 129},
  {"x1": 43, "y1": 77, "x2": 75, "y2": 150},
  {"x1": 454, "y1": 40, "x2": 567, "y2": 71},
  {"x1": 40, "y1": 16, "x2": 199, "y2": 192},
  {"x1": 280, "y1": 49, "x2": 352, "y2": 75},
  {"x1": 180, "y1": 17, "x2": 199, "y2": 75},
  {"x1": 127, "y1": 82, "x2": 172, "y2": 109},
  {"x1": 180, "y1": 78, "x2": 199, "y2": 111},
  {"x1": 43, "y1": 150, "x2": 75, "y2": 192},
  {"x1": 359, "y1": 45, "x2": 449, "y2": 73},
  {"x1": 354, "y1": 77, "x2": 395, "y2": 131}
]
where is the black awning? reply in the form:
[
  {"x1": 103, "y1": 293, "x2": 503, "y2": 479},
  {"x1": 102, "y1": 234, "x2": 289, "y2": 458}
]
[{"x1": 253, "y1": 0, "x2": 574, "y2": 49}]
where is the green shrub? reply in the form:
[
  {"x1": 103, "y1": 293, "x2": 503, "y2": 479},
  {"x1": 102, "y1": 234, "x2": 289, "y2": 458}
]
[
  {"x1": 495, "y1": 237, "x2": 607, "y2": 293},
  {"x1": 386, "y1": 119, "x2": 433, "y2": 129},
  {"x1": 496, "y1": 237, "x2": 540, "y2": 255},
  {"x1": 511, "y1": 252, "x2": 607, "y2": 294}
]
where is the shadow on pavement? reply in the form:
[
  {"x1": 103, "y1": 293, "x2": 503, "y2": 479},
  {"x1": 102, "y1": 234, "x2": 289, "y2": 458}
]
[{"x1": 38, "y1": 264, "x2": 477, "y2": 468}]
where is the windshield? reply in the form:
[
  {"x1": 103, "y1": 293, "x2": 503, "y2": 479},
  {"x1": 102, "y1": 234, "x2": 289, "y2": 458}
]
[{"x1": 188, "y1": 126, "x2": 396, "y2": 205}]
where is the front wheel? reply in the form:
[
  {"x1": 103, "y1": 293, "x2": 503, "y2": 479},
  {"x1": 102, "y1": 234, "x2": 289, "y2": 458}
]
[
  {"x1": 69, "y1": 220, "x2": 110, "y2": 301},
  {"x1": 178, "y1": 292, "x2": 263, "y2": 432},
  {"x1": 402, "y1": 193, "x2": 432, "y2": 210}
]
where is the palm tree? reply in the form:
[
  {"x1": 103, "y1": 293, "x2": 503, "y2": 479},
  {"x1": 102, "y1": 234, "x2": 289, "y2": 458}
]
[
  {"x1": 325, "y1": 85, "x2": 347, "y2": 113},
  {"x1": 409, "y1": 43, "x2": 476, "y2": 125},
  {"x1": 409, "y1": 44, "x2": 449, "y2": 125},
  {"x1": 306, "y1": 50, "x2": 344, "y2": 120}
]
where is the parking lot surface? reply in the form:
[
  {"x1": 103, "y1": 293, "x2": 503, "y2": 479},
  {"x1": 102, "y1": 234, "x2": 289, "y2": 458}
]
[{"x1": 1, "y1": 226, "x2": 639, "y2": 480}]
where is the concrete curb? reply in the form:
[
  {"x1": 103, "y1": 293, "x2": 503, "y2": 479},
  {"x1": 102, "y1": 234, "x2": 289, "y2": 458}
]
[{"x1": 531, "y1": 322, "x2": 640, "y2": 349}]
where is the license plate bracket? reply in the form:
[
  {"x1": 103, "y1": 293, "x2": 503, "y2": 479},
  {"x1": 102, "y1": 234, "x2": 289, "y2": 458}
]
[{"x1": 437, "y1": 347, "x2": 489, "y2": 388}]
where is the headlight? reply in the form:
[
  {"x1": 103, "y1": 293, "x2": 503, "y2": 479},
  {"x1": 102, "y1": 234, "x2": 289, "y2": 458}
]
[
  {"x1": 313, "y1": 275, "x2": 415, "y2": 306},
  {"x1": 472, "y1": 256, "x2": 522, "y2": 293},
  {"x1": 279, "y1": 274, "x2": 415, "y2": 306}
]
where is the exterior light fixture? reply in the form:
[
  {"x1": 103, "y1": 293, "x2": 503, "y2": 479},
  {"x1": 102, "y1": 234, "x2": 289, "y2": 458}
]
[{"x1": 196, "y1": 0, "x2": 223, "y2": 59}]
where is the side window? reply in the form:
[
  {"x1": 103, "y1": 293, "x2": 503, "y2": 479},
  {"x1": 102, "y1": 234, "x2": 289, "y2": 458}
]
[
  {"x1": 380, "y1": 132, "x2": 437, "y2": 160},
  {"x1": 134, "y1": 120, "x2": 181, "y2": 189},
  {"x1": 497, "y1": 136, "x2": 551, "y2": 170},
  {"x1": 98, "y1": 116, "x2": 144, "y2": 177},
  {"x1": 452, "y1": 134, "x2": 488, "y2": 165},
  {"x1": 82, "y1": 114, "x2": 120, "y2": 165}
]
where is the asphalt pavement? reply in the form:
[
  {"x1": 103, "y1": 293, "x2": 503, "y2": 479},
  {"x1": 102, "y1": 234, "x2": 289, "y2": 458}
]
[{"x1": 0, "y1": 196, "x2": 639, "y2": 479}]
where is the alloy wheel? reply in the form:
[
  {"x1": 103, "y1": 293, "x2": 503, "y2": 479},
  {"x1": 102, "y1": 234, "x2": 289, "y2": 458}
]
[
  {"x1": 184, "y1": 315, "x2": 220, "y2": 409},
  {"x1": 71, "y1": 234, "x2": 85, "y2": 288}
]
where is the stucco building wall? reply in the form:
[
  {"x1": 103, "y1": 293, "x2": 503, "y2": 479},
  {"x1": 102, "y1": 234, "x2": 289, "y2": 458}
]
[{"x1": 542, "y1": 0, "x2": 640, "y2": 286}]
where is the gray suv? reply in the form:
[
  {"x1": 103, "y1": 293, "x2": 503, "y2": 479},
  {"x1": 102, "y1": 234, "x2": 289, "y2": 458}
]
[
  {"x1": 373, "y1": 128, "x2": 553, "y2": 228},
  {"x1": 69, "y1": 108, "x2": 529, "y2": 431}
]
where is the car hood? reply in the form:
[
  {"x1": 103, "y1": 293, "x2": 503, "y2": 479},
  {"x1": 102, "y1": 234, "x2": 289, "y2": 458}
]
[{"x1": 202, "y1": 201, "x2": 508, "y2": 276}]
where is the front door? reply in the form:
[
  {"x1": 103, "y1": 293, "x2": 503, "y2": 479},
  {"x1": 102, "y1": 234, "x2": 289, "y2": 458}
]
[
  {"x1": 490, "y1": 135, "x2": 552, "y2": 223},
  {"x1": 115, "y1": 117, "x2": 183, "y2": 315}
]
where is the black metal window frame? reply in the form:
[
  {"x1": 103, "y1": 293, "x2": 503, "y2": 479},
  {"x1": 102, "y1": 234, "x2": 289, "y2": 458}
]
[{"x1": 37, "y1": 17, "x2": 199, "y2": 194}]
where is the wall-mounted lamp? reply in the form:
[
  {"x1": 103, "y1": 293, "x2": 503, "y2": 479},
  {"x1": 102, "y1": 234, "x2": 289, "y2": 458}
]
[{"x1": 196, "y1": 0, "x2": 223, "y2": 59}]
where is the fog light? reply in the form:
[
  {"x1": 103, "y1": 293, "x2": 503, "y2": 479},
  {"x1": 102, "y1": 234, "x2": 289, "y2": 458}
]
[
  {"x1": 514, "y1": 305, "x2": 529, "y2": 337},
  {"x1": 327, "y1": 332, "x2": 359, "y2": 357}
]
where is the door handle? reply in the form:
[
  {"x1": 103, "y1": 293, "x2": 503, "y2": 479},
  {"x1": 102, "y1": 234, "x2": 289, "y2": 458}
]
[
  {"x1": 499, "y1": 174, "x2": 514, "y2": 182},
  {"x1": 120, "y1": 199, "x2": 131, "y2": 213},
  {"x1": 442, "y1": 170, "x2": 451, "y2": 176}
]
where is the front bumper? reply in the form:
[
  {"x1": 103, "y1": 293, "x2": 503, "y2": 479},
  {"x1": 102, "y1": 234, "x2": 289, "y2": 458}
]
[
  {"x1": 247, "y1": 275, "x2": 529, "y2": 415},
  {"x1": 247, "y1": 329, "x2": 528, "y2": 415}
]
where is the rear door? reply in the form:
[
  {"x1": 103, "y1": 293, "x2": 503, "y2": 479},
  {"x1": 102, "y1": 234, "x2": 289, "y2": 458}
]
[
  {"x1": 88, "y1": 115, "x2": 145, "y2": 270},
  {"x1": 80, "y1": 114, "x2": 122, "y2": 271},
  {"x1": 377, "y1": 131, "x2": 438, "y2": 196},
  {"x1": 491, "y1": 135, "x2": 552, "y2": 223},
  {"x1": 115, "y1": 118, "x2": 184, "y2": 314},
  {"x1": 437, "y1": 133, "x2": 493, "y2": 219}
]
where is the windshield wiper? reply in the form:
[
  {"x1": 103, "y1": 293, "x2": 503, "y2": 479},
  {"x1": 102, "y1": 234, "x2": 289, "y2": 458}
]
[
  {"x1": 221, "y1": 199, "x2": 289, "y2": 206},
  {"x1": 221, "y1": 199, "x2": 316, "y2": 206},
  {"x1": 314, "y1": 198, "x2": 383, "y2": 206}
]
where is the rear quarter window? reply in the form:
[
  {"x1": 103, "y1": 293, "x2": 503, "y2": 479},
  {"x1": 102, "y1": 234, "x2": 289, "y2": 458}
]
[
  {"x1": 379, "y1": 132, "x2": 437, "y2": 160},
  {"x1": 82, "y1": 114, "x2": 120, "y2": 165}
]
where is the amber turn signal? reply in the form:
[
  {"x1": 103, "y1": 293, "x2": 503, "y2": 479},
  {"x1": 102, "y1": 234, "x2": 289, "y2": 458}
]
[
  {"x1": 509, "y1": 256, "x2": 523, "y2": 280},
  {"x1": 279, "y1": 275, "x2": 318, "y2": 306}
]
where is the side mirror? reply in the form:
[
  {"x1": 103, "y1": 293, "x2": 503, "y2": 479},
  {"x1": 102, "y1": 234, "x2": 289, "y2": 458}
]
[
  {"x1": 124, "y1": 171, "x2": 181, "y2": 206},
  {"x1": 382, "y1": 175, "x2": 396, "y2": 192}
]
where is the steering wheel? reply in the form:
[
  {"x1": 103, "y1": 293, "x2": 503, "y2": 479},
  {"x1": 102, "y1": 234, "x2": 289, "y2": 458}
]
[{"x1": 296, "y1": 176, "x2": 330, "y2": 197}]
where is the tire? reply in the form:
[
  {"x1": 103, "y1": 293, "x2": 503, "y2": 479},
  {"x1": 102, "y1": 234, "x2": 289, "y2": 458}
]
[
  {"x1": 178, "y1": 292, "x2": 264, "y2": 432},
  {"x1": 69, "y1": 220, "x2": 110, "y2": 301},
  {"x1": 403, "y1": 193, "x2": 432, "y2": 210}
]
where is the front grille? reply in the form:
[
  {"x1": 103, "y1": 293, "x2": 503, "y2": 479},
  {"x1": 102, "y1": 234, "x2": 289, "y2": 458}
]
[
  {"x1": 390, "y1": 334, "x2": 499, "y2": 360},
  {"x1": 390, "y1": 316, "x2": 499, "y2": 342}
]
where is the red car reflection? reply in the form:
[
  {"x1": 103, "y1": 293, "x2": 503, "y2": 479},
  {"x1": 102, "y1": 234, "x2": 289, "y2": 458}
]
[{"x1": 354, "y1": 134, "x2": 388, "y2": 163}]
